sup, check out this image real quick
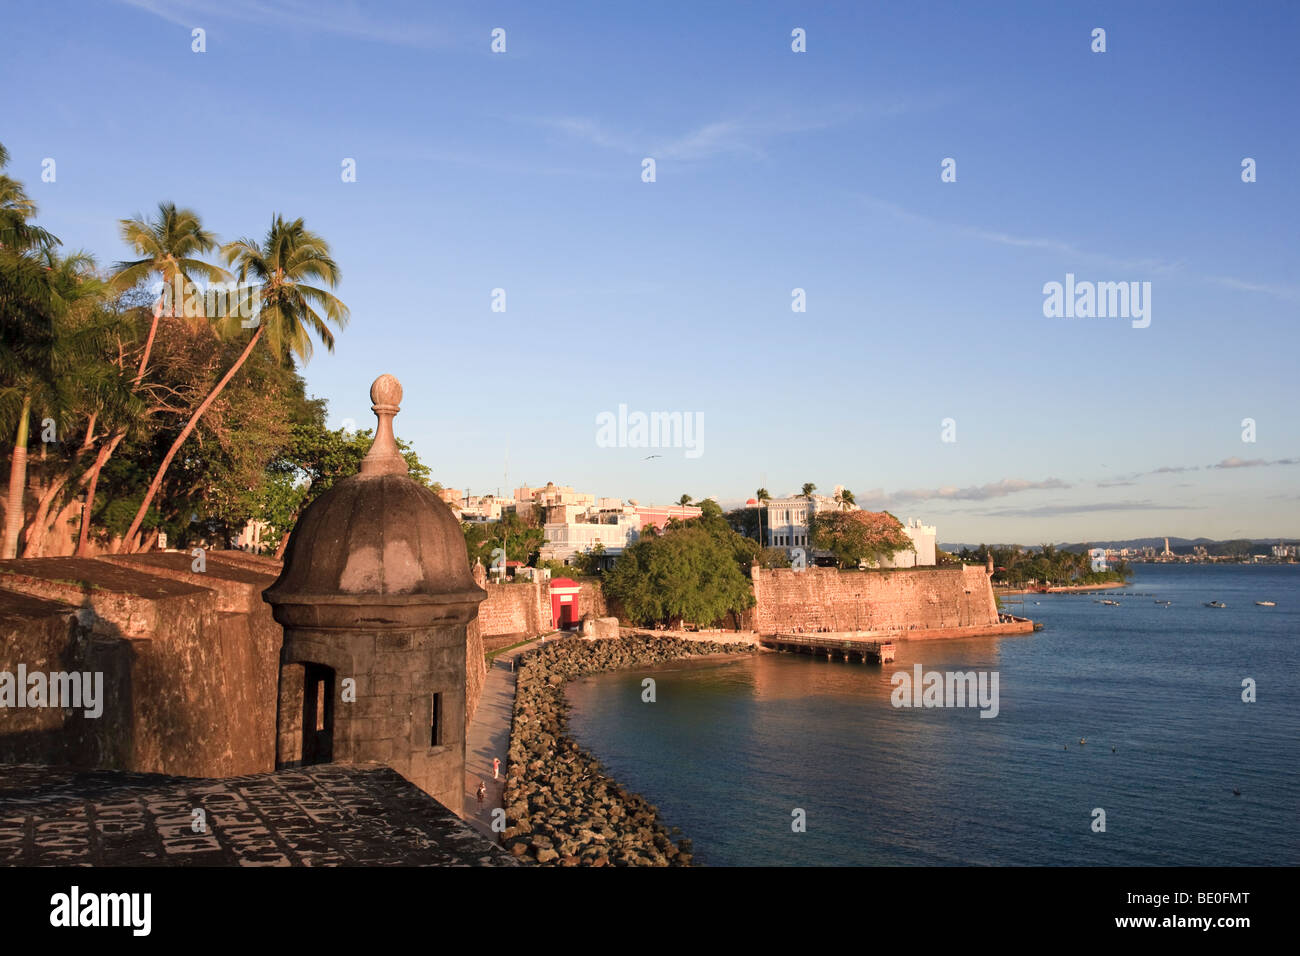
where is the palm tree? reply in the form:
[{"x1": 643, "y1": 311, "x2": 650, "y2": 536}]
[
  {"x1": 116, "y1": 214, "x2": 349, "y2": 552},
  {"x1": 2, "y1": 250, "x2": 106, "y2": 557},
  {"x1": 678, "y1": 494, "x2": 693, "y2": 507},
  {"x1": 63, "y1": 204, "x2": 226, "y2": 553},
  {"x1": 836, "y1": 488, "x2": 856, "y2": 510},
  {"x1": 801, "y1": 482, "x2": 816, "y2": 499},
  {"x1": 112, "y1": 202, "x2": 228, "y2": 383},
  {"x1": 0, "y1": 143, "x2": 58, "y2": 252},
  {"x1": 755, "y1": 487, "x2": 770, "y2": 546},
  {"x1": 0, "y1": 141, "x2": 61, "y2": 405}
]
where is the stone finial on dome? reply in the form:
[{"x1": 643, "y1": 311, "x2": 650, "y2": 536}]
[{"x1": 360, "y1": 374, "x2": 409, "y2": 476}]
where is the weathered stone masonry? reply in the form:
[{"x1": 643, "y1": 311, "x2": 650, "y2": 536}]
[
  {"x1": 263, "y1": 374, "x2": 486, "y2": 814},
  {"x1": 0, "y1": 551, "x2": 282, "y2": 777},
  {"x1": 751, "y1": 565, "x2": 1001, "y2": 634}
]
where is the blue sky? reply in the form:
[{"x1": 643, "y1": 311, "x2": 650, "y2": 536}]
[{"x1": 3, "y1": 0, "x2": 1297, "y2": 543}]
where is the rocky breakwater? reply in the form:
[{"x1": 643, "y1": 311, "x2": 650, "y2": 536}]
[{"x1": 502, "y1": 635, "x2": 753, "y2": 866}]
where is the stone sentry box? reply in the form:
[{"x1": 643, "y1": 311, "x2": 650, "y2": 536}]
[{"x1": 263, "y1": 375, "x2": 486, "y2": 814}]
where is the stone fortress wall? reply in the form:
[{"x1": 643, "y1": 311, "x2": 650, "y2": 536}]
[
  {"x1": 751, "y1": 564, "x2": 1004, "y2": 634},
  {"x1": 1, "y1": 555, "x2": 1018, "y2": 781},
  {"x1": 470, "y1": 579, "x2": 548, "y2": 638},
  {"x1": 0, "y1": 552, "x2": 282, "y2": 777},
  {"x1": 0, "y1": 550, "x2": 502, "y2": 780}
]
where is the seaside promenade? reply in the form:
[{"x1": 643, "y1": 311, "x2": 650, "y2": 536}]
[{"x1": 462, "y1": 637, "x2": 548, "y2": 838}]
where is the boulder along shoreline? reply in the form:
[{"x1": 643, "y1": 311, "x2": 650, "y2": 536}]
[{"x1": 501, "y1": 634, "x2": 755, "y2": 866}]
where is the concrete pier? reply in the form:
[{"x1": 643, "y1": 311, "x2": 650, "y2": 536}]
[{"x1": 761, "y1": 632, "x2": 896, "y2": 663}]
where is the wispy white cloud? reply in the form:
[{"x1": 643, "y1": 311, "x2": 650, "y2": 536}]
[
  {"x1": 856, "y1": 195, "x2": 1181, "y2": 274},
  {"x1": 115, "y1": 0, "x2": 448, "y2": 49},
  {"x1": 527, "y1": 102, "x2": 893, "y2": 164},
  {"x1": 855, "y1": 195, "x2": 1295, "y2": 301},
  {"x1": 1205, "y1": 275, "x2": 1300, "y2": 302}
]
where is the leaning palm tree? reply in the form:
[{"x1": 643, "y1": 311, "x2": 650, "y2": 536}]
[
  {"x1": 65, "y1": 204, "x2": 225, "y2": 552},
  {"x1": 116, "y1": 214, "x2": 349, "y2": 552},
  {"x1": 836, "y1": 488, "x2": 856, "y2": 510},
  {"x1": 112, "y1": 201, "x2": 228, "y2": 382}
]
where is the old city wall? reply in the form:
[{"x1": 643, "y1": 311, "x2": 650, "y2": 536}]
[
  {"x1": 0, "y1": 551, "x2": 497, "y2": 776},
  {"x1": 575, "y1": 579, "x2": 607, "y2": 618},
  {"x1": 472, "y1": 579, "x2": 547, "y2": 638},
  {"x1": 751, "y1": 565, "x2": 999, "y2": 634},
  {"x1": 0, "y1": 552, "x2": 282, "y2": 777}
]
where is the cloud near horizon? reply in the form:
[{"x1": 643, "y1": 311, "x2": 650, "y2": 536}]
[
  {"x1": 976, "y1": 500, "x2": 1198, "y2": 519},
  {"x1": 1212, "y1": 457, "x2": 1300, "y2": 469},
  {"x1": 886, "y1": 477, "x2": 1070, "y2": 503}
]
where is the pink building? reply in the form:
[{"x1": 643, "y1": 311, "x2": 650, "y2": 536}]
[{"x1": 634, "y1": 504, "x2": 703, "y2": 532}]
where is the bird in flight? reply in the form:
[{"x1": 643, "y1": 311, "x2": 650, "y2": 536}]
[{"x1": 644, "y1": 454, "x2": 662, "y2": 460}]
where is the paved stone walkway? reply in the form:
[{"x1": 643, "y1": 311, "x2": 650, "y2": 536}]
[
  {"x1": 0, "y1": 763, "x2": 516, "y2": 866},
  {"x1": 462, "y1": 636, "x2": 552, "y2": 839}
]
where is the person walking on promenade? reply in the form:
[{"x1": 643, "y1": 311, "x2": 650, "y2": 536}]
[
  {"x1": 476, "y1": 781, "x2": 486, "y2": 807},
  {"x1": 493, "y1": 757, "x2": 500, "y2": 780}
]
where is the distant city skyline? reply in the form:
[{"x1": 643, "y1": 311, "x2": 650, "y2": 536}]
[{"x1": 3, "y1": 1, "x2": 1296, "y2": 542}]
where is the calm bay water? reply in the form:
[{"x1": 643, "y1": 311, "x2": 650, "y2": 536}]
[{"x1": 565, "y1": 564, "x2": 1300, "y2": 865}]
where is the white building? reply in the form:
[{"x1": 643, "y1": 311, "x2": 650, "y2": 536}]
[
  {"x1": 763, "y1": 490, "x2": 854, "y2": 548},
  {"x1": 878, "y1": 518, "x2": 937, "y2": 568},
  {"x1": 761, "y1": 487, "x2": 936, "y2": 567},
  {"x1": 234, "y1": 519, "x2": 271, "y2": 552},
  {"x1": 540, "y1": 514, "x2": 641, "y2": 564}
]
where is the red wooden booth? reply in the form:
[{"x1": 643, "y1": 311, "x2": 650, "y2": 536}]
[{"x1": 549, "y1": 578, "x2": 582, "y2": 629}]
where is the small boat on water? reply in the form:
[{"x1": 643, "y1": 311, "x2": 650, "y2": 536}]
[
  {"x1": 1155, "y1": 600, "x2": 1172, "y2": 605},
  {"x1": 1204, "y1": 601, "x2": 1227, "y2": 608},
  {"x1": 1102, "y1": 599, "x2": 1120, "y2": 606},
  {"x1": 1255, "y1": 601, "x2": 1276, "y2": 607}
]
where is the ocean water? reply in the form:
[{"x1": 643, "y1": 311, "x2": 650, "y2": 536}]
[{"x1": 564, "y1": 564, "x2": 1300, "y2": 865}]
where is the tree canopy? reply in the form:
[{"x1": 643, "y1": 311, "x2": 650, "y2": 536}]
[
  {"x1": 604, "y1": 497, "x2": 756, "y2": 627},
  {"x1": 809, "y1": 510, "x2": 914, "y2": 569}
]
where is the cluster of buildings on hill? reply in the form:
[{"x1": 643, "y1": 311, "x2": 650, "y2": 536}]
[
  {"x1": 436, "y1": 480, "x2": 937, "y2": 571},
  {"x1": 437, "y1": 482, "x2": 702, "y2": 568}
]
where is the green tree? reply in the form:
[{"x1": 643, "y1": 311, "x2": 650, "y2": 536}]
[
  {"x1": 605, "y1": 498, "x2": 757, "y2": 627},
  {"x1": 801, "y1": 482, "x2": 816, "y2": 499},
  {"x1": 258, "y1": 417, "x2": 434, "y2": 557},
  {"x1": 116, "y1": 215, "x2": 348, "y2": 552},
  {"x1": 463, "y1": 512, "x2": 546, "y2": 570},
  {"x1": 809, "y1": 510, "x2": 914, "y2": 569},
  {"x1": 605, "y1": 524, "x2": 755, "y2": 628},
  {"x1": 2, "y1": 250, "x2": 108, "y2": 557},
  {"x1": 0, "y1": 144, "x2": 64, "y2": 558}
]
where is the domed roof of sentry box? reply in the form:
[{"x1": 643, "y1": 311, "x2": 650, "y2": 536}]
[{"x1": 263, "y1": 374, "x2": 487, "y2": 630}]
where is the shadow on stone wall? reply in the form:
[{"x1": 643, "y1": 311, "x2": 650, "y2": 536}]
[{"x1": 0, "y1": 596, "x2": 135, "y2": 769}]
